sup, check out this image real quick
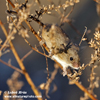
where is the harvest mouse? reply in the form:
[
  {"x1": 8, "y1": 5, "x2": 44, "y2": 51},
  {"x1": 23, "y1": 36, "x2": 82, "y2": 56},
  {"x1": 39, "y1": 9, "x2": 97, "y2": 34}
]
[{"x1": 42, "y1": 24, "x2": 80, "y2": 76}]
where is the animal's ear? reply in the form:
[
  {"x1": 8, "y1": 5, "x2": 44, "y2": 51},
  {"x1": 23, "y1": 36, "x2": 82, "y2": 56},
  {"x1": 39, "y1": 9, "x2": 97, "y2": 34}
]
[{"x1": 51, "y1": 24, "x2": 56, "y2": 30}]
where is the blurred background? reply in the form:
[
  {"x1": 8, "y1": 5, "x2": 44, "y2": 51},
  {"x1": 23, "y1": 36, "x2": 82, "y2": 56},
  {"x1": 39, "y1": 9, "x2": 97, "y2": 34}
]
[{"x1": 0, "y1": 0, "x2": 100, "y2": 100}]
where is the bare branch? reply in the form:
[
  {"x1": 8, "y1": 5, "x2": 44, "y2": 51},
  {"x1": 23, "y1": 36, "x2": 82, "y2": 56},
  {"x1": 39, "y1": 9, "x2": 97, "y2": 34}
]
[
  {"x1": 0, "y1": 59, "x2": 23, "y2": 74},
  {"x1": 21, "y1": 50, "x2": 33, "y2": 61},
  {"x1": 0, "y1": 19, "x2": 42, "y2": 100}
]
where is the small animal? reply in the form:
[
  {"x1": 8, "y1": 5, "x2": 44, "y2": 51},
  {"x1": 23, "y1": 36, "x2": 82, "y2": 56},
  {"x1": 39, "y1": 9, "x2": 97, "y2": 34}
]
[{"x1": 42, "y1": 24, "x2": 80, "y2": 76}]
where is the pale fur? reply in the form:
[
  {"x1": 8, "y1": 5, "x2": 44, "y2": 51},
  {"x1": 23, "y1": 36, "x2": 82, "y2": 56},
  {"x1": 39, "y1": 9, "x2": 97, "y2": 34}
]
[{"x1": 42, "y1": 24, "x2": 80, "y2": 76}]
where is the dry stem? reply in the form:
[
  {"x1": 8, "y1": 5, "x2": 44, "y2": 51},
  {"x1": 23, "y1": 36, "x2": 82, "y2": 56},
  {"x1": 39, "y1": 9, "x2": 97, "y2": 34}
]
[
  {"x1": 0, "y1": 59, "x2": 23, "y2": 74},
  {"x1": 79, "y1": 26, "x2": 87, "y2": 46},
  {"x1": 0, "y1": 20, "x2": 42, "y2": 100},
  {"x1": 24, "y1": 37, "x2": 49, "y2": 58},
  {"x1": 75, "y1": 81, "x2": 97, "y2": 100},
  {"x1": 21, "y1": 50, "x2": 33, "y2": 61}
]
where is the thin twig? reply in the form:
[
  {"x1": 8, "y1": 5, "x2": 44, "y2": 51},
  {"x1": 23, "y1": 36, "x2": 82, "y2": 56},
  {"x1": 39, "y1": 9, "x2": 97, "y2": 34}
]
[
  {"x1": 28, "y1": 15, "x2": 45, "y2": 27},
  {"x1": 60, "y1": 5, "x2": 74, "y2": 25},
  {"x1": 0, "y1": 28, "x2": 14, "y2": 52},
  {"x1": 0, "y1": 20, "x2": 42, "y2": 100},
  {"x1": 75, "y1": 81, "x2": 97, "y2": 100},
  {"x1": 7, "y1": 0, "x2": 15, "y2": 8},
  {"x1": 79, "y1": 26, "x2": 87, "y2": 46},
  {"x1": 42, "y1": 63, "x2": 59, "y2": 99},
  {"x1": 24, "y1": 37, "x2": 49, "y2": 58},
  {"x1": 63, "y1": 17, "x2": 89, "y2": 43},
  {"x1": 0, "y1": 59, "x2": 23, "y2": 74},
  {"x1": 0, "y1": 18, "x2": 22, "y2": 52},
  {"x1": 64, "y1": 5, "x2": 75, "y2": 20},
  {"x1": 41, "y1": 45, "x2": 50, "y2": 80},
  {"x1": 21, "y1": 50, "x2": 33, "y2": 61},
  {"x1": 25, "y1": 20, "x2": 49, "y2": 52},
  {"x1": 68, "y1": 21, "x2": 82, "y2": 36},
  {"x1": 67, "y1": 21, "x2": 89, "y2": 43},
  {"x1": 10, "y1": 15, "x2": 49, "y2": 59}
]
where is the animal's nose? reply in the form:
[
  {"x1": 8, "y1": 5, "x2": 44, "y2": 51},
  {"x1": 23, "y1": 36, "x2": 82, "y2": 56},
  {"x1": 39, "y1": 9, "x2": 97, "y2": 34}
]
[{"x1": 72, "y1": 62, "x2": 80, "y2": 69}]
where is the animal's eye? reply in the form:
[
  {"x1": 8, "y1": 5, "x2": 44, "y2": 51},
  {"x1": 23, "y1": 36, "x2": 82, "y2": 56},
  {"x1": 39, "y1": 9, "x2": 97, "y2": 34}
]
[{"x1": 70, "y1": 57, "x2": 73, "y2": 61}]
